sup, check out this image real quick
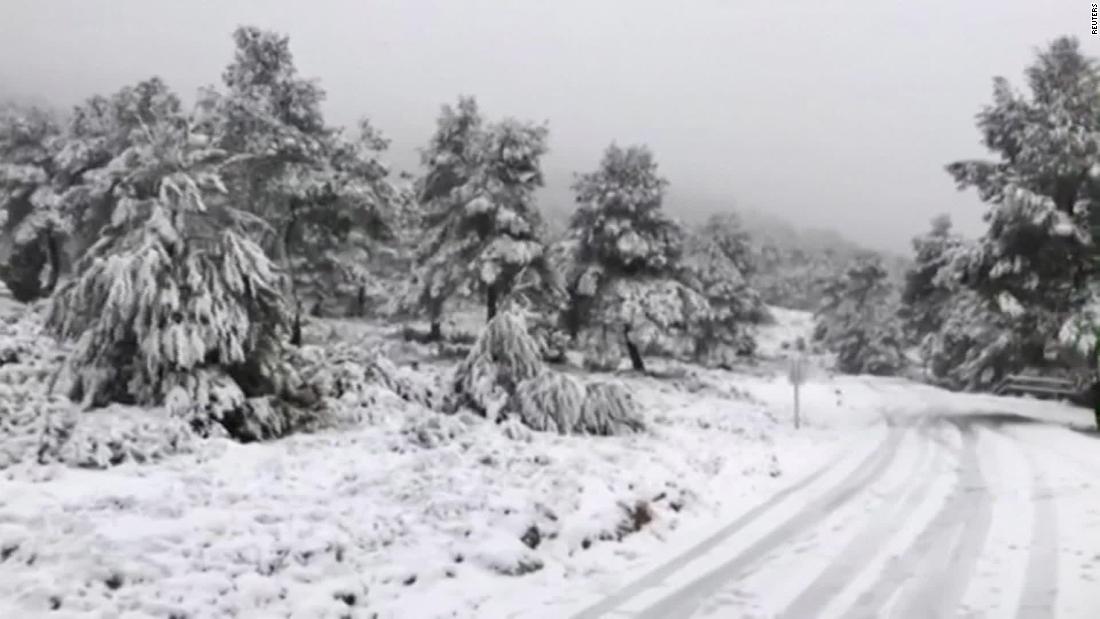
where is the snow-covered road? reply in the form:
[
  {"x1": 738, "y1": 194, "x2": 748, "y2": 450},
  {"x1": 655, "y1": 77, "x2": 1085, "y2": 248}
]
[{"x1": 570, "y1": 409, "x2": 1100, "y2": 618}]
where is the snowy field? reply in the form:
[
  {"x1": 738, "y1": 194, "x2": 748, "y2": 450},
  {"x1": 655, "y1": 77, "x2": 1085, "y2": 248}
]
[{"x1": 1, "y1": 303, "x2": 1098, "y2": 618}]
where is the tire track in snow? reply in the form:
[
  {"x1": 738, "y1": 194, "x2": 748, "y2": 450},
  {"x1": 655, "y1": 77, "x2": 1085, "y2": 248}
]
[
  {"x1": 906, "y1": 423, "x2": 994, "y2": 616},
  {"x1": 625, "y1": 422, "x2": 908, "y2": 618},
  {"x1": 1007, "y1": 432, "x2": 1059, "y2": 619},
  {"x1": 840, "y1": 418, "x2": 993, "y2": 618},
  {"x1": 568, "y1": 425, "x2": 883, "y2": 619},
  {"x1": 776, "y1": 418, "x2": 942, "y2": 618}
]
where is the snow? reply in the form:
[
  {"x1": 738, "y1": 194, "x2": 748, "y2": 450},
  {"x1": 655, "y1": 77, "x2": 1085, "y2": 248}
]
[
  {"x1": 2, "y1": 303, "x2": 1098, "y2": 617},
  {"x1": 0, "y1": 302, "x2": 841, "y2": 617},
  {"x1": 0, "y1": 373, "x2": 842, "y2": 618},
  {"x1": 752, "y1": 305, "x2": 815, "y2": 360}
]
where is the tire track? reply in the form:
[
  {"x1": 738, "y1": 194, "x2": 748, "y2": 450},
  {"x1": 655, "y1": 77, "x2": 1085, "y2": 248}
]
[
  {"x1": 776, "y1": 419, "x2": 942, "y2": 618},
  {"x1": 900, "y1": 423, "x2": 994, "y2": 617},
  {"x1": 840, "y1": 419, "x2": 993, "y2": 618},
  {"x1": 1007, "y1": 433, "x2": 1059, "y2": 619},
  {"x1": 568, "y1": 425, "x2": 893, "y2": 619},
  {"x1": 626, "y1": 423, "x2": 909, "y2": 618}
]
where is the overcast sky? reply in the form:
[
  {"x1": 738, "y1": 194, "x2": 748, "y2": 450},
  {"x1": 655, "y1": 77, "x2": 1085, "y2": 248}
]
[{"x1": 1, "y1": 0, "x2": 1096, "y2": 252}]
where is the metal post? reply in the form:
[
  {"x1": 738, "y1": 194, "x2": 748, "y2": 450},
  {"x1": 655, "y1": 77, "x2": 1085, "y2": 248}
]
[{"x1": 794, "y1": 382, "x2": 801, "y2": 429}]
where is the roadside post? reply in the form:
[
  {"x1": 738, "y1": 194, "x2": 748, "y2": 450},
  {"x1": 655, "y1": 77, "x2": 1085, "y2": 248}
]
[{"x1": 788, "y1": 340, "x2": 807, "y2": 429}]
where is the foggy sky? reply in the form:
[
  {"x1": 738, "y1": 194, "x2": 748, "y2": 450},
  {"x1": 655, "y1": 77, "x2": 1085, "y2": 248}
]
[{"x1": 1, "y1": 0, "x2": 1096, "y2": 252}]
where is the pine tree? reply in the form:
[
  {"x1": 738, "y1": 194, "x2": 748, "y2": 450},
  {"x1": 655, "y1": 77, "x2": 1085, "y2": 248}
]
[
  {"x1": 45, "y1": 111, "x2": 319, "y2": 441},
  {"x1": 904, "y1": 233, "x2": 1043, "y2": 390},
  {"x1": 415, "y1": 98, "x2": 561, "y2": 332},
  {"x1": 204, "y1": 26, "x2": 401, "y2": 341},
  {"x1": 946, "y1": 37, "x2": 1100, "y2": 363},
  {"x1": 900, "y1": 214, "x2": 962, "y2": 340},
  {"x1": 681, "y1": 213, "x2": 770, "y2": 365},
  {"x1": 0, "y1": 79, "x2": 184, "y2": 302},
  {"x1": 0, "y1": 104, "x2": 61, "y2": 301},
  {"x1": 413, "y1": 97, "x2": 483, "y2": 339},
  {"x1": 814, "y1": 256, "x2": 905, "y2": 375},
  {"x1": 923, "y1": 288, "x2": 1018, "y2": 390},
  {"x1": 565, "y1": 144, "x2": 702, "y2": 371}
]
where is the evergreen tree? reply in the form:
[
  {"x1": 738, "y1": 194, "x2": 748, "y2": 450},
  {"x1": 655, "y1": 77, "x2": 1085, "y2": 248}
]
[
  {"x1": 0, "y1": 104, "x2": 61, "y2": 301},
  {"x1": 0, "y1": 79, "x2": 184, "y2": 301},
  {"x1": 946, "y1": 37, "x2": 1100, "y2": 362},
  {"x1": 45, "y1": 111, "x2": 319, "y2": 440},
  {"x1": 565, "y1": 144, "x2": 703, "y2": 371},
  {"x1": 900, "y1": 214, "x2": 962, "y2": 340},
  {"x1": 681, "y1": 213, "x2": 770, "y2": 365},
  {"x1": 922, "y1": 287, "x2": 1019, "y2": 390},
  {"x1": 413, "y1": 97, "x2": 483, "y2": 339},
  {"x1": 814, "y1": 256, "x2": 906, "y2": 375},
  {"x1": 415, "y1": 97, "x2": 561, "y2": 332},
  {"x1": 911, "y1": 234, "x2": 1042, "y2": 391},
  {"x1": 204, "y1": 26, "x2": 401, "y2": 340}
]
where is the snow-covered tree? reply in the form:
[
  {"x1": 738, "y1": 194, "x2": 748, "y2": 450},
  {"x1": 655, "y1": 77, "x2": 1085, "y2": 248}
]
[
  {"x1": 280, "y1": 119, "x2": 407, "y2": 319},
  {"x1": 565, "y1": 144, "x2": 702, "y2": 371},
  {"x1": 415, "y1": 97, "x2": 562, "y2": 333},
  {"x1": 946, "y1": 37, "x2": 1100, "y2": 360},
  {"x1": 922, "y1": 287, "x2": 1020, "y2": 390},
  {"x1": 681, "y1": 213, "x2": 770, "y2": 365},
  {"x1": 900, "y1": 214, "x2": 963, "y2": 341},
  {"x1": 411, "y1": 97, "x2": 483, "y2": 339},
  {"x1": 0, "y1": 79, "x2": 185, "y2": 302},
  {"x1": 908, "y1": 234, "x2": 1055, "y2": 390},
  {"x1": 0, "y1": 104, "x2": 62, "y2": 301},
  {"x1": 814, "y1": 256, "x2": 906, "y2": 375},
  {"x1": 204, "y1": 26, "x2": 402, "y2": 340},
  {"x1": 45, "y1": 112, "x2": 321, "y2": 441}
]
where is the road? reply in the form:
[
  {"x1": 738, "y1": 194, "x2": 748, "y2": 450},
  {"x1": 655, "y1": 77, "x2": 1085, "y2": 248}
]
[{"x1": 571, "y1": 410, "x2": 1100, "y2": 618}]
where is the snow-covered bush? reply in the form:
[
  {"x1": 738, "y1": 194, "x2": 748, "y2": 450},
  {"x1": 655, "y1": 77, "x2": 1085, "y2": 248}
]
[
  {"x1": 508, "y1": 371, "x2": 583, "y2": 434},
  {"x1": 54, "y1": 407, "x2": 195, "y2": 468},
  {"x1": 452, "y1": 311, "x2": 544, "y2": 419},
  {"x1": 402, "y1": 409, "x2": 478, "y2": 449},
  {"x1": 576, "y1": 381, "x2": 645, "y2": 436},
  {"x1": 0, "y1": 310, "x2": 195, "y2": 470},
  {"x1": 581, "y1": 325, "x2": 623, "y2": 371},
  {"x1": 452, "y1": 310, "x2": 645, "y2": 436},
  {"x1": 290, "y1": 339, "x2": 442, "y2": 422},
  {"x1": 0, "y1": 392, "x2": 78, "y2": 469}
]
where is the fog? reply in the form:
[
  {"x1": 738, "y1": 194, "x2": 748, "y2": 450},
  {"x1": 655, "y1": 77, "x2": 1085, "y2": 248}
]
[{"x1": 1, "y1": 0, "x2": 1094, "y2": 251}]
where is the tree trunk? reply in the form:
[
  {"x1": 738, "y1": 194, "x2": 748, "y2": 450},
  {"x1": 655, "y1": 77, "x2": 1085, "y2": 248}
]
[
  {"x1": 354, "y1": 285, "x2": 366, "y2": 317},
  {"x1": 42, "y1": 229, "x2": 61, "y2": 295},
  {"x1": 282, "y1": 205, "x2": 301, "y2": 344},
  {"x1": 623, "y1": 324, "x2": 646, "y2": 372},
  {"x1": 487, "y1": 284, "x2": 498, "y2": 321},
  {"x1": 291, "y1": 302, "x2": 303, "y2": 347},
  {"x1": 1092, "y1": 380, "x2": 1100, "y2": 430}
]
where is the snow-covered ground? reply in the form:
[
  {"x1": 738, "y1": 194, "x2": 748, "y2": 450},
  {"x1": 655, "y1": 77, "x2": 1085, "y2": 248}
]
[{"x1": 1, "y1": 304, "x2": 1098, "y2": 618}]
